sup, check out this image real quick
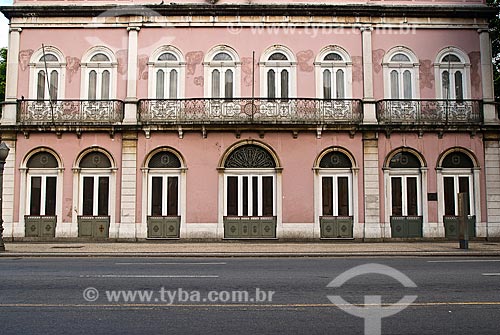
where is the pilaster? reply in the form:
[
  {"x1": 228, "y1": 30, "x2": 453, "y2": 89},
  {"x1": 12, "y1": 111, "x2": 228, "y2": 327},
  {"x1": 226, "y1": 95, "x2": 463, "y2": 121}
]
[
  {"x1": 479, "y1": 29, "x2": 498, "y2": 124},
  {"x1": 361, "y1": 26, "x2": 377, "y2": 124},
  {"x1": 363, "y1": 132, "x2": 382, "y2": 238},
  {"x1": 2, "y1": 28, "x2": 22, "y2": 125},
  {"x1": 124, "y1": 26, "x2": 140, "y2": 124},
  {"x1": 119, "y1": 132, "x2": 138, "y2": 239}
]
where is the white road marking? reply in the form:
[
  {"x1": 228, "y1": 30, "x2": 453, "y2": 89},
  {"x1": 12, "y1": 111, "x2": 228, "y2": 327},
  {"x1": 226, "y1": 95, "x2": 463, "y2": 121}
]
[
  {"x1": 80, "y1": 275, "x2": 219, "y2": 278},
  {"x1": 427, "y1": 260, "x2": 500, "y2": 263},
  {"x1": 115, "y1": 262, "x2": 227, "y2": 265},
  {"x1": 482, "y1": 273, "x2": 500, "y2": 276}
]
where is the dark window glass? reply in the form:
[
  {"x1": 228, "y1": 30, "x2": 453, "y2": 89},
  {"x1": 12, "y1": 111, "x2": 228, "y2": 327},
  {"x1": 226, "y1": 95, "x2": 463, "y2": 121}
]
[
  {"x1": 455, "y1": 71, "x2": 463, "y2": 101},
  {"x1": 459, "y1": 176, "x2": 470, "y2": 215},
  {"x1": 319, "y1": 151, "x2": 352, "y2": 168},
  {"x1": 338, "y1": 177, "x2": 349, "y2": 216},
  {"x1": 444, "y1": 177, "x2": 455, "y2": 215},
  {"x1": 227, "y1": 177, "x2": 238, "y2": 216},
  {"x1": 389, "y1": 152, "x2": 421, "y2": 168},
  {"x1": 281, "y1": 70, "x2": 289, "y2": 99},
  {"x1": 45, "y1": 177, "x2": 57, "y2": 216},
  {"x1": 323, "y1": 70, "x2": 332, "y2": 99},
  {"x1": 156, "y1": 70, "x2": 165, "y2": 99},
  {"x1": 212, "y1": 69, "x2": 220, "y2": 98},
  {"x1": 225, "y1": 69, "x2": 233, "y2": 99},
  {"x1": 407, "y1": 177, "x2": 418, "y2": 216},
  {"x1": 82, "y1": 177, "x2": 94, "y2": 215},
  {"x1": 101, "y1": 70, "x2": 110, "y2": 100},
  {"x1": 442, "y1": 152, "x2": 473, "y2": 168},
  {"x1": 169, "y1": 70, "x2": 178, "y2": 99},
  {"x1": 97, "y1": 177, "x2": 109, "y2": 216},
  {"x1": 322, "y1": 177, "x2": 333, "y2": 216},
  {"x1": 252, "y1": 177, "x2": 258, "y2": 216},
  {"x1": 242, "y1": 177, "x2": 248, "y2": 216},
  {"x1": 391, "y1": 177, "x2": 402, "y2": 216},
  {"x1": 50, "y1": 70, "x2": 58, "y2": 100},
  {"x1": 37, "y1": 71, "x2": 45, "y2": 100},
  {"x1": 30, "y1": 177, "x2": 42, "y2": 215},
  {"x1": 262, "y1": 177, "x2": 274, "y2": 216},
  {"x1": 88, "y1": 70, "x2": 97, "y2": 100},
  {"x1": 167, "y1": 177, "x2": 178, "y2": 216},
  {"x1": 151, "y1": 177, "x2": 162, "y2": 216},
  {"x1": 267, "y1": 70, "x2": 276, "y2": 99}
]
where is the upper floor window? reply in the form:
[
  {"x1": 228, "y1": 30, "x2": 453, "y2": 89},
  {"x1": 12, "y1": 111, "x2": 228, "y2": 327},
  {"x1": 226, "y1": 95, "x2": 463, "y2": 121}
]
[
  {"x1": 81, "y1": 47, "x2": 117, "y2": 100},
  {"x1": 383, "y1": 47, "x2": 419, "y2": 99},
  {"x1": 29, "y1": 47, "x2": 66, "y2": 100},
  {"x1": 204, "y1": 46, "x2": 240, "y2": 99},
  {"x1": 149, "y1": 46, "x2": 185, "y2": 99},
  {"x1": 260, "y1": 46, "x2": 296, "y2": 100},
  {"x1": 315, "y1": 46, "x2": 352, "y2": 99},
  {"x1": 435, "y1": 48, "x2": 470, "y2": 100}
]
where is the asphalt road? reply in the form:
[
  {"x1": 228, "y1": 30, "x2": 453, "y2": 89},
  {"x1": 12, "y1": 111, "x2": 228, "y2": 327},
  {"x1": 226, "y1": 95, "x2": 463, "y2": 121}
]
[{"x1": 0, "y1": 257, "x2": 499, "y2": 334}]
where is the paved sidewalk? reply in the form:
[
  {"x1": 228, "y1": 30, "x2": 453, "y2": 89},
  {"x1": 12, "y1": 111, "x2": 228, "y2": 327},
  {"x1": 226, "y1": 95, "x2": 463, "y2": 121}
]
[{"x1": 1, "y1": 241, "x2": 500, "y2": 257}]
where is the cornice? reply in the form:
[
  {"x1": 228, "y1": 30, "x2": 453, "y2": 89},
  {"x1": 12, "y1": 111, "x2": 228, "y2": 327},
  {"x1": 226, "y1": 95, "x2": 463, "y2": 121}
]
[{"x1": 0, "y1": 4, "x2": 497, "y2": 20}]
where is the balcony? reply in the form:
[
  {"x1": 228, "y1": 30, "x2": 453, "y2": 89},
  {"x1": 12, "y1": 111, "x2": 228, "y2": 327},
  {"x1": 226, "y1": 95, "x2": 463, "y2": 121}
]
[
  {"x1": 138, "y1": 98, "x2": 363, "y2": 125},
  {"x1": 376, "y1": 100, "x2": 483, "y2": 126},
  {"x1": 17, "y1": 100, "x2": 124, "y2": 125}
]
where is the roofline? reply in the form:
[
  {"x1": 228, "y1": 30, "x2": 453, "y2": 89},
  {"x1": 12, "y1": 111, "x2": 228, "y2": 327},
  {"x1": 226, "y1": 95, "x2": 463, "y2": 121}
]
[{"x1": 0, "y1": 4, "x2": 497, "y2": 20}]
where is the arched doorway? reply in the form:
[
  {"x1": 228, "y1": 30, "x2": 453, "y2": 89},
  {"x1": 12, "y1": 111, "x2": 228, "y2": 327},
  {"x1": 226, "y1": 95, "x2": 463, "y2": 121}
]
[{"x1": 220, "y1": 143, "x2": 280, "y2": 239}]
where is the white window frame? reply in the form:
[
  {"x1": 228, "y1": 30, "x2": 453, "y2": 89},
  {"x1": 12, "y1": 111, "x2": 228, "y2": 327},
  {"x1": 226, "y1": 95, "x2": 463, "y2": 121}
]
[
  {"x1": 204, "y1": 46, "x2": 241, "y2": 99},
  {"x1": 314, "y1": 46, "x2": 352, "y2": 99},
  {"x1": 319, "y1": 171, "x2": 353, "y2": 216},
  {"x1": 148, "y1": 46, "x2": 186, "y2": 99},
  {"x1": 223, "y1": 170, "x2": 276, "y2": 217},
  {"x1": 147, "y1": 172, "x2": 181, "y2": 216},
  {"x1": 259, "y1": 45, "x2": 297, "y2": 99},
  {"x1": 388, "y1": 171, "x2": 422, "y2": 217},
  {"x1": 27, "y1": 173, "x2": 59, "y2": 216},
  {"x1": 382, "y1": 47, "x2": 420, "y2": 99},
  {"x1": 441, "y1": 172, "x2": 475, "y2": 216},
  {"x1": 80, "y1": 47, "x2": 117, "y2": 100},
  {"x1": 79, "y1": 172, "x2": 111, "y2": 216},
  {"x1": 28, "y1": 47, "x2": 66, "y2": 100},
  {"x1": 434, "y1": 48, "x2": 471, "y2": 100}
]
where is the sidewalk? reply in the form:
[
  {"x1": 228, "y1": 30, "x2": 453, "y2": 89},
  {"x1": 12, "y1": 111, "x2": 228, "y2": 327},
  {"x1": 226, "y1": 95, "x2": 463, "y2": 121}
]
[{"x1": 1, "y1": 241, "x2": 500, "y2": 257}]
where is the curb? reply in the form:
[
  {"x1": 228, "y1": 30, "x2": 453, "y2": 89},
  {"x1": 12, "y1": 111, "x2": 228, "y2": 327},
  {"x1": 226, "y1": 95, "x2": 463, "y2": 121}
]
[{"x1": 1, "y1": 251, "x2": 500, "y2": 257}]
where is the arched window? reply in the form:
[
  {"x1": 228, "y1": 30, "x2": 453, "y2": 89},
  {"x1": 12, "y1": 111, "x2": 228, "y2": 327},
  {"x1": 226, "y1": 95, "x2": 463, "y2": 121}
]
[
  {"x1": 23, "y1": 150, "x2": 61, "y2": 238},
  {"x1": 385, "y1": 150, "x2": 425, "y2": 238},
  {"x1": 435, "y1": 48, "x2": 470, "y2": 100},
  {"x1": 81, "y1": 48, "x2": 117, "y2": 100},
  {"x1": 383, "y1": 48, "x2": 419, "y2": 99},
  {"x1": 29, "y1": 47, "x2": 66, "y2": 100},
  {"x1": 260, "y1": 46, "x2": 296, "y2": 100},
  {"x1": 222, "y1": 144, "x2": 278, "y2": 239},
  {"x1": 149, "y1": 47, "x2": 185, "y2": 99},
  {"x1": 315, "y1": 47, "x2": 352, "y2": 99},
  {"x1": 145, "y1": 150, "x2": 184, "y2": 238},
  {"x1": 438, "y1": 150, "x2": 478, "y2": 238},
  {"x1": 204, "y1": 47, "x2": 240, "y2": 99},
  {"x1": 317, "y1": 149, "x2": 357, "y2": 239}
]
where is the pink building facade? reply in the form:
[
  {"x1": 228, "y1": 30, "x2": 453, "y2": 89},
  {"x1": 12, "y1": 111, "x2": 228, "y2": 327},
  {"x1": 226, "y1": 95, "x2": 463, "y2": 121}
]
[{"x1": 0, "y1": 0, "x2": 499, "y2": 240}]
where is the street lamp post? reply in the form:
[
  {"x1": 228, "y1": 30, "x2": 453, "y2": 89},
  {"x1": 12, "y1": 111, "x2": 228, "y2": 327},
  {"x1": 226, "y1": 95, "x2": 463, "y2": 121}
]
[{"x1": 0, "y1": 142, "x2": 10, "y2": 252}]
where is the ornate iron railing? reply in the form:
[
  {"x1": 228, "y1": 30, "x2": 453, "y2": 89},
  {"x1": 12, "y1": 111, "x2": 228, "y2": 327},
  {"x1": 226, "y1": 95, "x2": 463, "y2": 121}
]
[
  {"x1": 376, "y1": 99, "x2": 482, "y2": 125},
  {"x1": 17, "y1": 100, "x2": 124, "y2": 125},
  {"x1": 138, "y1": 98, "x2": 363, "y2": 125}
]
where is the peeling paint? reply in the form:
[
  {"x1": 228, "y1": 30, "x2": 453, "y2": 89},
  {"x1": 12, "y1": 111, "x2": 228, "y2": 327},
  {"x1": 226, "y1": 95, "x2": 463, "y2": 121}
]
[
  {"x1": 116, "y1": 49, "x2": 128, "y2": 75},
  {"x1": 194, "y1": 76, "x2": 204, "y2": 86},
  {"x1": 419, "y1": 59, "x2": 434, "y2": 90},
  {"x1": 65, "y1": 57, "x2": 81, "y2": 83},
  {"x1": 352, "y1": 56, "x2": 363, "y2": 82},
  {"x1": 468, "y1": 51, "x2": 481, "y2": 96},
  {"x1": 186, "y1": 51, "x2": 204, "y2": 75},
  {"x1": 138, "y1": 54, "x2": 149, "y2": 80},
  {"x1": 18, "y1": 49, "x2": 34, "y2": 71},
  {"x1": 297, "y1": 50, "x2": 314, "y2": 72},
  {"x1": 372, "y1": 49, "x2": 385, "y2": 74},
  {"x1": 242, "y1": 56, "x2": 257, "y2": 87}
]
